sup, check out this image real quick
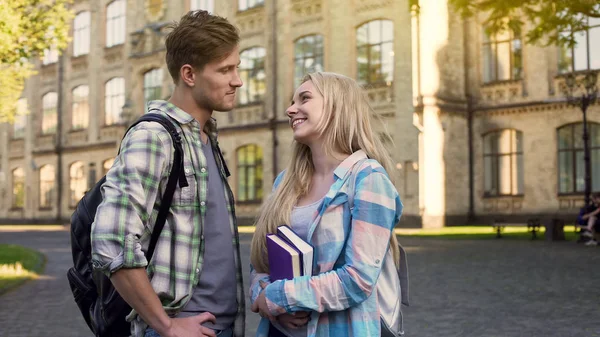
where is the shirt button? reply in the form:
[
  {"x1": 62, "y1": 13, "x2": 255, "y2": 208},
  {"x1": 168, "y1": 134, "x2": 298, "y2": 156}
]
[
  {"x1": 196, "y1": 268, "x2": 200, "y2": 273},
  {"x1": 185, "y1": 168, "x2": 190, "y2": 174},
  {"x1": 200, "y1": 201, "x2": 206, "y2": 206},
  {"x1": 200, "y1": 167, "x2": 206, "y2": 173}
]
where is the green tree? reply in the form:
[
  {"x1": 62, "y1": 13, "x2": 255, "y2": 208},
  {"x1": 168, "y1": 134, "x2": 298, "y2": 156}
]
[
  {"x1": 449, "y1": 0, "x2": 600, "y2": 47},
  {"x1": 0, "y1": 0, "x2": 73, "y2": 123}
]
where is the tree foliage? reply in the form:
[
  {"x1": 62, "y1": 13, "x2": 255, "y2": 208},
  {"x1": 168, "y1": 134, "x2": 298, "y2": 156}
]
[
  {"x1": 449, "y1": 0, "x2": 600, "y2": 47},
  {"x1": 0, "y1": 0, "x2": 73, "y2": 123}
]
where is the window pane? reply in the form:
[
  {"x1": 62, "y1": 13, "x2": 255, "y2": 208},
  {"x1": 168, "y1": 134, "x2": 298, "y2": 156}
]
[
  {"x1": 42, "y1": 92, "x2": 58, "y2": 134},
  {"x1": 72, "y1": 85, "x2": 89, "y2": 129},
  {"x1": 558, "y1": 33, "x2": 573, "y2": 74},
  {"x1": 575, "y1": 150, "x2": 585, "y2": 192},
  {"x1": 590, "y1": 26, "x2": 600, "y2": 70},
  {"x1": 368, "y1": 21, "x2": 380, "y2": 44},
  {"x1": 558, "y1": 126, "x2": 573, "y2": 150},
  {"x1": 70, "y1": 162, "x2": 86, "y2": 206},
  {"x1": 513, "y1": 154, "x2": 524, "y2": 194},
  {"x1": 498, "y1": 155, "x2": 512, "y2": 194},
  {"x1": 107, "y1": 0, "x2": 126, "y2": 47},
  {"x1": 40, "y1": 165, "x2": 55, "y2": 208},
  {"x1": 74, "y1": 12, "x2": 90, "y2": 56},
  {"x1": 369, "y1": 44, "x2": 383, "y2": 83},
  {"x1": 381, "y1": 42, "x2": 394, "y2": 84},
  {"x1": 573, "y1": 31, "x2": 588, "y2": 71},
  {"x1": 496, "y1": 41, "x2": 511, "y2": 81},
  {"x1": 484, "y1": 156, "x2": 495, "y2": 194},
  {"x1": 248, "y1": 167, "x2": 256, "y2": 200},
  {"x1": 515, "y1": 131, "x2": 523, "y2": 152},
  {"x1": 574, "y1": 123, "x2": 584, "y2": 148},
  {"x1": 105, "y1": 78, "x2": 125, "y2": 125},
  {"x1": 239, "y1": 48, "x2": 266, "y2": 104},
  {"x1": 144, "y1": 68, "x2": 163, "y2": 102},
  {"x1": 559, "y1": 151, "x2": 573, "y2": 193},
  {"x1": 238, "y1": 167, "x2": 247, "y2": 201},
  {"x1": 14, "y1": 98, "x2": 28, "y2": 138},
  {"x1": 512, "y1": 39, "x2": 523, "y2": 79},
  {"x1": 357, "y1": 46, "x2": 369, "y2": 83},
  {"x1": 498, "y1": 130, "x2": 511, "y2": 154},
  {"x1": 591, "y1": 124, "x2": 600, "y2": 147},
  {"x1": 13, "y1": 168, "x2": 25, "y2": 208},
  {"x1": 382, "y1": 20, "x2": 393, "y2": 42},
  {"x1": 357, "y1": 26, "x2": 368, "y2": 46},
  {"x1": 482, "y1": 43, "x2": 495, "y2": 83},
  {"x1": 593, "y1": 149, "x2": 600, "y2": 192}
]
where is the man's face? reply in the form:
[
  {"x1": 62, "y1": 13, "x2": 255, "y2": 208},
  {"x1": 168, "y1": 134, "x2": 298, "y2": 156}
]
[{"x1": 193, "y1": 45, "x2": 242, "y2": 112}]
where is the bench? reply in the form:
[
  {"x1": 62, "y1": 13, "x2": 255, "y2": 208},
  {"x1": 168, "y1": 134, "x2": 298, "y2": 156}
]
[{"x1": 491, "y1": 218, "x2": 541, "y2": 240}]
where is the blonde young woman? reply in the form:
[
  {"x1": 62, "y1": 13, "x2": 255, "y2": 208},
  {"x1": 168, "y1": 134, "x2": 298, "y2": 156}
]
[{"x1": 249, "y1": 72, "x2": 404, "y2": 337}]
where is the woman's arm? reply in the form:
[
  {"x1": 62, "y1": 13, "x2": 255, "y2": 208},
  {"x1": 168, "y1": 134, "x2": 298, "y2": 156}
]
[{"x1": 260, "y1": 171, "x2": 402, "y2": 316}]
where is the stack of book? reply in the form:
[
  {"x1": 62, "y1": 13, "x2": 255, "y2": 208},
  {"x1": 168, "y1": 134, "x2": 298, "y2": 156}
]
[{"x1": 266, "y1": 225, "x2": 314, "y2": 281}]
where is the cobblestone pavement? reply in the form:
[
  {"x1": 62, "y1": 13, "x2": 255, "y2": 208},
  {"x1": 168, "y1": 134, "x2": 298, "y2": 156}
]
[{"x1": 1, "y1": 228, "x2": 599, "y2": 337}]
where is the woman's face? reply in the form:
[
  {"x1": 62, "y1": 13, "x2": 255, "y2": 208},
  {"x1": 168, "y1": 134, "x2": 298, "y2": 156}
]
[{"x1": 286, "y1": 80, "x2": 325, "y2": 145}]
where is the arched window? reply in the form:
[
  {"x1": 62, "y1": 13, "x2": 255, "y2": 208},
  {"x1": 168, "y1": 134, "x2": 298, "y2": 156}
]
[
  {"x1": 106, "y1": 0, "x2": 126, "y2": 47},
  {"x1": 72, "y1": 85, "x2": 89, "y2": 130},
  {"x1": 103, "y1": 157, "x2": 115, "y2": 176},
  {"x1": 239, "y1": 47, "x2": 266, "y2": 105},
  {"x1": 42, "y1": 92, "x2": 58, "y2": 134},
  {"x1": 558, "y1": 16, "x2": 600, "y2": 73},
  {"x1": 73, "y1": 11, "x2": 91, "y2": 56},
  {"x1": 356, "y1": 20, "x2": 394, "y2": 85},
  {"x1": 237, "y1": 145, "x2": 263, "y2": 202},
  {"x1": 483, "y1": 129, "x2": 524, "y2": 196},
  {"x1": 12, "y1": 168, "x2": 25, "y2": 208},
  {"x1": 557, "y1": 123, "x2": 600, "y2": 194},
  {"x1": 294, "y1": 35, "x2": 324, "y2": 88},
  {"x1": 39, "y1": 165, "x2": 55, "y2": 208},
  {"x1": 70, "y1": 162, "x2": 86, "y2": 207},
  {"x1": 105, "y1": 77, "x2": 125, "y2": 125},
  {"x1": 144, "y1": 68, "x2": 163, "y2": 102},
  {"x1": 482, "y1": 27, "x2": 523, "y2": 83}
]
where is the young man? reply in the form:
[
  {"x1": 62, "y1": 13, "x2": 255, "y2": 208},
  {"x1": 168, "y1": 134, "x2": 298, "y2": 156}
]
[{"x1": 91, "y1": 11, "x2": 244, "y2": 337}]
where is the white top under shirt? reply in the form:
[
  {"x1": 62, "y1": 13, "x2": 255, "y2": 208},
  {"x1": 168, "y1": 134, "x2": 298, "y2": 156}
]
[{"x1": 272, "y1": 197, "x2": 323, "y2": 337}]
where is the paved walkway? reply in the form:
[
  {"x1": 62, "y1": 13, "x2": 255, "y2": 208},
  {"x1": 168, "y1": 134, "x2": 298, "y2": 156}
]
[{"x1": 0, "y1": 228, "x2": 599, "y2": 336}]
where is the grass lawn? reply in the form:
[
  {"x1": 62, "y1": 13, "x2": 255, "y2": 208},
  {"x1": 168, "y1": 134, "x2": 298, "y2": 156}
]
[
  {"x1": 395, "y1": 225, "x2": 579, "y2": 240},
  {"x1": 0, "y1": 244, "x2": 45, "y2": 295}
]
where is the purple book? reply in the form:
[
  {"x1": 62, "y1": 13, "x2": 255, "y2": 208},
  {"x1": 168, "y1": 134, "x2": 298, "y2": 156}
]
[{"x1": 266, "y1": 234, "x2": 302, "y2": 281}]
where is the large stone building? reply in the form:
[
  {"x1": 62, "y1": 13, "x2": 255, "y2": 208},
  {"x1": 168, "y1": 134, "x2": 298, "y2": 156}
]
[{"x1": 0, "y1": 0, "x2": 598, "y2": 227}]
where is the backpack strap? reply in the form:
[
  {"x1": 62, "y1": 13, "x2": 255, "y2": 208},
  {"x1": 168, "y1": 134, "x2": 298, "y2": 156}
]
[
  {"x1": 121, "y1": 113, "x2": 188, "y2": 260},
  {"x1": 347, "y1": 158, "x2": 409, "y2": 306}
]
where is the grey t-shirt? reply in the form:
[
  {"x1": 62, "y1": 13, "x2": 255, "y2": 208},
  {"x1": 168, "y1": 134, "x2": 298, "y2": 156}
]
[{"x1": 177, "y1": 137, "x2": 237, "y2": 330}]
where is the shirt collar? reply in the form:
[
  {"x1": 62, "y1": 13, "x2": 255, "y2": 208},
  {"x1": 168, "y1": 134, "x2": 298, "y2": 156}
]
[
  {"x1": 333, "y1": 150, "x2": 368, "y2": 179},
  {"x1": 147, "y1": 100, "x2": 219, "y2": 141}
]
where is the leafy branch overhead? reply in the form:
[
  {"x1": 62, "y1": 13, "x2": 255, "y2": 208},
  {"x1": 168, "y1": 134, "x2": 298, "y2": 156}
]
[
  {"x1": 0, "y1": 0, "x2": 73, "y2": 122},
  {"x1": 448, "y1": 0, "x2": 600, "y2": 47}
]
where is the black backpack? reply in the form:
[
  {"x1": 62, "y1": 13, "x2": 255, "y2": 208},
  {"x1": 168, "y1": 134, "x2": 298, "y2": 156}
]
[{"x1": 66, "y1": 114, "x2": 188, "y2": 337}]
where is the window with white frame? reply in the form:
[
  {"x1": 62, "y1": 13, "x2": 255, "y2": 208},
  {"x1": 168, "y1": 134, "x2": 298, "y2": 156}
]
[
  {"x1": 558, "y1": 16, "x2": 600, "y2": 73},
  {"x1": 39, "y1": 165, "x2": 55, "y2": 208},
  {"x1": 294, "y1": 35, "x2": 324, "y2": 88},
  {"x1": 191, "y1": 0, "x2": 214, "y2": 12},
  {"x1": 483, "y1": 129, "x2": 524, "y2": 196},
  {"x1": 238, "y1": 0, "x2": 263, "y2": 11},
  {"x1": 557, "y1": 123, "x2": 600, "y2": 194},
  {"x1": 70, "y1": 161, "x2": 86, "y2": 207},
  {"x1": 106, "y1": 0, "x2": 126, "y2": 47},
  {"x1": 12, "y1": 167, "x2": 25, "y2": 208},
  {"x1": 42, "y1": 92, "x2": 58, "y2": 135},
  {"x1": 237, "y1": 144, "x2": 263, "y2": 203},
  {"x1": 105, "y1": 77, "x2": 125, "y2": 125},
  {"x1": 482, "y1": 28, "x2": 523, "y2": 83},
  {"x1": 72, "y1": 85, "x2": 89, "y2": 130},
  {"x1": 356, "y1": 20, "x2": 395, "y2": 86},
  {"x1": 239, "y1": 47, "x2": 266, "y2": 105},
  {"x1": 144, "y1": 68, "x2": 163, "y2": 102},
  {"x1": 73, "y1": 11, "x2": 91, "y2": 57},
  {"x1": 13, "y1": 98, "x2": 28, "y2": 139},
  {"x1": 42, "y1": 47, "x2": 59, "y2": 65}
]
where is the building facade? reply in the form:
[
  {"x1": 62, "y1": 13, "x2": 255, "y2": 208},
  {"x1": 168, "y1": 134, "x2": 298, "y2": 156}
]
[{"x1": 0, "y1": 0, "x2": 598, "y2": 227}]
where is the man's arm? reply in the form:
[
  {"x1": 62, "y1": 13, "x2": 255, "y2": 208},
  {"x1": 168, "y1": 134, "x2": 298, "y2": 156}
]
[{"x1": 111, "y1": 268, "x2": 217, "y2": 337}]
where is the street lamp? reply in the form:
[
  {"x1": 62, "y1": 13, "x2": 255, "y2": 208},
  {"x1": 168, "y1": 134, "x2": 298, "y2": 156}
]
[{"x1": 561, "y1": 70, "x2": 599, "y2": 207}]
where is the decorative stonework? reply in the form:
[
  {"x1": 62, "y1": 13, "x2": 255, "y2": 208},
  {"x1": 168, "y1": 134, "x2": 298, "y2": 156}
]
[
  {"x1": 65, "y1": 130, "x2": 88, "y2": 146},
  {"x1": 558, "y1": 197, "x2": 585, "y2": 210},
  {"x1": 291, "y1": 0, "x2": 323, "y2": 26},
  {"x1": 130, "y1": 23, "x2": 169, "y2": 58},
  {"x1": 479, "y1": 80, "x2": 524, "y2": 105},
  {"x1": 8, "y1": 140, "x2": 25, "y2": 159},
  {"x1": 100, "y1": 124, "x2": 126, "y2": 141},
  {"x1": 356, "y1": 0, "x2": 393, "y2": 13},
  {"x1": 236, "y1": 7, "x2": 265, "y2": 38},
  {"x1": 366, "y1": 85, "x2": 395, "y2": 116},
  {"x1": 104, "y1": 45, "x2": 124, "y2": 64},
  {"x1": 70, "y1": 55, "x2": 88, "y2": 74},
  {"x1": 224, "y1": 104, "x2": 265, "y2": 126},
  {"x1": 482, "y1": 197, "x2": 525, "y2": 212},
  {"x1": 145, "y1": 0, "x2": 165, "y2": 22},
  {"x1": 41, "y1": 63, "x2": 57, "y2": 84},
  {"x1": 34, "y1": 134, "x2": 55, "y2": 152}
]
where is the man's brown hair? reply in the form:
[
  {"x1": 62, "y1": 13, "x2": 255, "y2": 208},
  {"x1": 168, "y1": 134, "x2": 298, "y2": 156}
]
[{"x1": 165, "y1": 10, "x2": 240, "y2": 83}]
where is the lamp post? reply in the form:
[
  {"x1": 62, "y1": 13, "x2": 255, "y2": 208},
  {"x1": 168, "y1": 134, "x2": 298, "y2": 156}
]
[{"x1": 561, "y1": 71, "x2": 598, "y2": 207}]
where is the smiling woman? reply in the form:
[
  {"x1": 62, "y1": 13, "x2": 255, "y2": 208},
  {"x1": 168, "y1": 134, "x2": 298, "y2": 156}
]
[{"x1": 0, "y1": 244, "x2": 45, "y2": 295}]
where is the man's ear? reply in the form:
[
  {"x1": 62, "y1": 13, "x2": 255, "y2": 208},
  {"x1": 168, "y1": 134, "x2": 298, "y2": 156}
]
[{"x1": 180, "y1": 64, "x2": 195, "y2": 87}]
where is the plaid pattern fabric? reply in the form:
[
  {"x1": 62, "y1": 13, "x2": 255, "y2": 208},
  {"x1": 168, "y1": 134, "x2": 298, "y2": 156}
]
[
  {"x1": 250, "y1": 150, "x2": 403, "y2": 337},
  {"x1": 91, "y1": 100, "x2": 245, "y2": 337}
]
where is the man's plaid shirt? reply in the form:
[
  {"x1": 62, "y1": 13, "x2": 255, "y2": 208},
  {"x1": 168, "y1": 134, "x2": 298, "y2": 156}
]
[{"x1": 91, "y1": 100, "x2": 245, "y2": 337}]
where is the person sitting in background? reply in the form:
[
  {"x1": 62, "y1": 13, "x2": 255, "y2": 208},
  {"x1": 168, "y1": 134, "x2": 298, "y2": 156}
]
[{"x1": 576, "y1": 192, "x2": 600, "y2": 246}]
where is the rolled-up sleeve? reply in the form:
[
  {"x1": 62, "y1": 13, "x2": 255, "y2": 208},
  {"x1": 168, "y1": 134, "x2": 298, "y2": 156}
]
[{"x1": 91, "y1": 125, "x2": 170, "y2": 277}]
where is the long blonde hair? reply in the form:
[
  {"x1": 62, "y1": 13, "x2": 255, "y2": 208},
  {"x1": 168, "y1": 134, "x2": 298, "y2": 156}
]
[{"x1": 250, "y1": 72, "x2": 400, "y2": 273}]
